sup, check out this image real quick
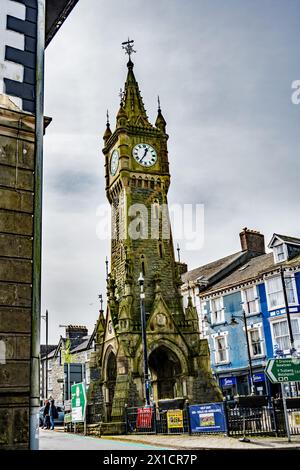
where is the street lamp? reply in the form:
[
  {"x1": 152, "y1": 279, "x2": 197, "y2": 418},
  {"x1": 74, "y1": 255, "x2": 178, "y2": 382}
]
[
  {"x1": 138, "y1": 272, "x2": 151, "y2": 406},
  {"x1": 41, "y1": 309, "x2": 49, "y2": 399},
  {"x1": 203, "y1": 308, "x2": 256, "y2": 396},
  {"x1": 230, "y1": 311, "x2": 255, "y2": 395},
  {"x1": 279, "y1": 266, "x2": 296, "y2": 357}
]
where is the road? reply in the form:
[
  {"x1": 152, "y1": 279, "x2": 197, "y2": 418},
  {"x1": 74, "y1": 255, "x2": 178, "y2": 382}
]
[{"x1": 39, "y1": 428, "x2": 168, "y2": 450}]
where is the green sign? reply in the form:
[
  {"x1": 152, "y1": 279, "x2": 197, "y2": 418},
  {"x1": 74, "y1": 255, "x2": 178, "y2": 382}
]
[
  {"x1": 265, "y1": 358, "x2": 300, "y2": 383},
  {"x1": 71, "y1": 382, "x2": 87, "y2": 423},
  {"x1": 64, "y1": 413, "x2": 72, "y2": 424}
]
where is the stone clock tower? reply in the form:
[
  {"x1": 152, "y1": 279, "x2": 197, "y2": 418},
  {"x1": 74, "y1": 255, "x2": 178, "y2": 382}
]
[{"x1": 88, "y1": 41, "x2": 222, "y2": 432}]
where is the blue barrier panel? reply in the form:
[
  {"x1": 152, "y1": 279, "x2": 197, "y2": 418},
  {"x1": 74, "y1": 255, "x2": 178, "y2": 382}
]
[{"x1": 189, "y1": 402, "x2": 227, "y2": 434}]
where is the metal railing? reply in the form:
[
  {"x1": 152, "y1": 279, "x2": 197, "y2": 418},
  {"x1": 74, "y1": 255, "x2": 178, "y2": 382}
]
[{"x1": 125, "y1": 401, "x2": 300, "y2": 437}]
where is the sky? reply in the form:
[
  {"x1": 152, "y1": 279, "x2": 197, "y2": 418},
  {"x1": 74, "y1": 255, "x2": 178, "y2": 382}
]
[{"x1": 42, "y1": 0, "x2": 300, "y2": 343}]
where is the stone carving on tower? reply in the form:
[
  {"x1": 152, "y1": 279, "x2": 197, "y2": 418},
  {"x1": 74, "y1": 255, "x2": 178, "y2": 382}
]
[{"x1": 88, "y1": 40, "x2": 222, "y2": 433}]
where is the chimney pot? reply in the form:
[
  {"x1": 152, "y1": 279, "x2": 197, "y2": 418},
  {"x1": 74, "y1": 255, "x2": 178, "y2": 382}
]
[{"x1": 239, "y1": 228, "x2": 265, "y2": 255}]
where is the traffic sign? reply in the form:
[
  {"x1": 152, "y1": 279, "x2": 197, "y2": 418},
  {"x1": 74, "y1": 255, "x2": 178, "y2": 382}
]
[
  {"x1": 265, "y1": 358, "x2": 300, "y2": 383},
  {"x1": 71, "y1": 382, "x2": 87, "y2": 423}
]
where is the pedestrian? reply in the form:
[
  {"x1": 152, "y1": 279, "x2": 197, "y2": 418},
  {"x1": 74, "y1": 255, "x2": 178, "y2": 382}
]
[
  {"x1": 43, "y1": 399, "x2": 50, "y2": 429},
  {"x1": 49, "y1": 399, "x2": 58, "y2": 430}
]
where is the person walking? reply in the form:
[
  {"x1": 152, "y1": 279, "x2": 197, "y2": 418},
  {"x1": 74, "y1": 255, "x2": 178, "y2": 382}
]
[
  {"x1": 43, "y1": 399, "x2": 50, "y2": 429},
  {"x1": 49, "y1": 399, "x2": 58, "y2": 430}
]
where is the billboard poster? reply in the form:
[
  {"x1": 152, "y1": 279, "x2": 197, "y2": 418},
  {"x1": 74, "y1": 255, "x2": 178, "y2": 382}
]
[
  {"x1": 189, "y1": 403, "x2": 227, "y2": 434},
  {"x1": 167, "y1": 409, "x2": 183, "y2": 429},
  {"x1": 71, "y1": 382, "x2": 86, "y2": 423},
  {"x1": 136, "y1": 407, "x2": 153, "y2": 429}
]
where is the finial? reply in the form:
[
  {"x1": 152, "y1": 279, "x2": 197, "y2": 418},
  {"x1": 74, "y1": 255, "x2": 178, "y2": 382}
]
[
  {"x1": 119, "y1": 88, "x2": 124, "y2": 105},
  {"x1": 157, "y1": 95, "x2": 161, "y2": 112},
  {"x1": 122, "y1": 37, "x2": 136, "y2": 63},
  {"x1": 106, "y1": 110, "x2": 110, "y2": 126},
  {"x1": 177, "y1": 243, "x2": 181, "y2": 263},
  {"x1": 98, "y1": 294, "x2": 103, "y2": 311},
  {"x1": 105, "y1": 256, "x2": 109, "y2": 282}
]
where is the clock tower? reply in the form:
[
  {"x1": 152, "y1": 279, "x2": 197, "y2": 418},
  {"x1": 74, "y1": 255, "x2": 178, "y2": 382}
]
[{"x1": 88, "y1": 41, "x2": 222, "y2": 432}]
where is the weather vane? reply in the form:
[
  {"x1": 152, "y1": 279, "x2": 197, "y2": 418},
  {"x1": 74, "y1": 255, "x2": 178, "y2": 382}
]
[{"x1": 122, "y1": 38, "x2": 136, "y2": 61}]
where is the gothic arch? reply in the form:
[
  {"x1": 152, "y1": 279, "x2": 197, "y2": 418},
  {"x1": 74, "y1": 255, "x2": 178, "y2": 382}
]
[{"x1": 134, "y1": 337, "x2": 189, "y2": 377}]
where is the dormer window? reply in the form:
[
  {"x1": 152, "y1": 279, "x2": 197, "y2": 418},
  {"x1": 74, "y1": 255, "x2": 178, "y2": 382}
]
[
  {"x1": 273, "y1": 243, "x2": 287, "y2": 263},
  {"x1": 268, "y1": 233, "x2": 300, "y2": 264}
]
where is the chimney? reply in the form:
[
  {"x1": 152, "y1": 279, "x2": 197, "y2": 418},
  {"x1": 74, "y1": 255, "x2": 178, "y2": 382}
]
[
  {"x1": 65, "y1": 325, "x2": 88, "y2": 340},
  {"x1": 239, "y1": 228, "x2": 265, "y2": 256}
]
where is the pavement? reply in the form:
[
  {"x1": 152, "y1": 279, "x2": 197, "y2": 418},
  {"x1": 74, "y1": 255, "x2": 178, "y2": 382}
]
[
  {"x1": 39, "y1": 428, "x2": 168, "y2": 450},
  {"x1": 40, "y1": 427, "x2": 300, "y2": 450},
  {"x1": 104, "y1": 433, "x2": 300, "y2": 450}
]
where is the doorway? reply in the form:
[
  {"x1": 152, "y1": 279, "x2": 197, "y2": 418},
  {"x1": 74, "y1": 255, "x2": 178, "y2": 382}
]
[
  {"x1": 106, "y1": 351, "x2": 117, "y2": 421},
  {"x1": 148, "y1": 346, "x2": 181, "y2": 400}
]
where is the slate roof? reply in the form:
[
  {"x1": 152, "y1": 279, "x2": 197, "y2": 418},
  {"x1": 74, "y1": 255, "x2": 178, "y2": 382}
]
[
  {"x1": 181, "y1": 251, "x2": 244, "y2": 285},
  {"x1": 70, "y1": 336, "x2": 92, "y2": 353},
  {"x1": 40, "y1": 345, "x2": 57, "y2": 358},
  {"x1": 271, "y1": 234, "x2": 300, "y2": 246},
  {"x1": 202, "y1": 252, "x2": 300, "y2": 296}
]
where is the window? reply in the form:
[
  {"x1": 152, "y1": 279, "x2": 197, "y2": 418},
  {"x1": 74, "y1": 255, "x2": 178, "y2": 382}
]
[
  {"x1": 249, "y1": 328, "x2": 263, "y2": 357},
  {"x1": 48, "y1": 359, "x2": 52, "y2": 371},
  {"x1": 211, "y1": 297, "x2": 224, "y2": 324},
  {"x1": 272, "y1": 318, "x2": 300, "y2": 352},
  {"x1": 265, "y1": 275, "x2": 297, "y2": 310},
  {"x1": 243, "y1": 286, "x2": 259, "y2": 314},
  {"x1": 273, "y1": 244, "x2": 287, "y2": 263},
  {"x1": 214, "y1": 336, "x2": 228, "y2": 363},
  {"x1": 48, "y1": 375, "x2": 52, "y2": 391}
]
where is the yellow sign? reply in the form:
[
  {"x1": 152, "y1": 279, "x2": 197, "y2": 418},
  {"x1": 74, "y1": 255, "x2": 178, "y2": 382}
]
[
  {"x1": 167, "y1": 409, "x2": 183, "y2": 429},
  {"x1": 293, "y1": 412, "x2": 300, "y2": 426}
]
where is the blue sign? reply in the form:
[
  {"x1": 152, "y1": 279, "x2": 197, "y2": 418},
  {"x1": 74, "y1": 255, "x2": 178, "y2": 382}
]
[
  {"x1": 220, "y1": 377, "x2": 237, "y2": 388},
  {"x1": 253, "y1": 373, "x2": 265, "y2": 383},
  {"x1": 189, "y1": 403, "x2": 227, "y2": 434}
]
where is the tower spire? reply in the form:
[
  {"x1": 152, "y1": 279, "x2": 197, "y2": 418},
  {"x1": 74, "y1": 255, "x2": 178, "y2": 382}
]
[{"x1": 119, "y1": 39, "x2": 150, "y2": 127}]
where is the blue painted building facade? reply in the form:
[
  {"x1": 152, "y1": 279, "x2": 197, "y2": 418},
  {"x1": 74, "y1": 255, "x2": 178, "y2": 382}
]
[{"x1": 182, "y1": 230, "x2": 300, "y2": 397}]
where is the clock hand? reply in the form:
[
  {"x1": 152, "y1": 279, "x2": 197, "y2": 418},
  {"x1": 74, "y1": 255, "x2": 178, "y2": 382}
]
[{"x1": 140, "y1": 147, "x2": 149, "y2": 162}]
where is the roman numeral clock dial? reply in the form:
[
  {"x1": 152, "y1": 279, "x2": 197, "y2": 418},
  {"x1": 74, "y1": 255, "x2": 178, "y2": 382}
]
[{"x1": 132, "y1": 143, "x2": 157, "y2": 167}]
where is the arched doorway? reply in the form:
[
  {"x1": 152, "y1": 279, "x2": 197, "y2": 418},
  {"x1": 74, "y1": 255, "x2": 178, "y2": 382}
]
[
  {"x1": 148, "y1": 346, "x2": 182, "y2": 400},
  {"x1": 106, "y1": 351, "x2": 117, "y2": 421}
]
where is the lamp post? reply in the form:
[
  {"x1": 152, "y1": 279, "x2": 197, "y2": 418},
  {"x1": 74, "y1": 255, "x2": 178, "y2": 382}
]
[
  {"x1": 280, "y1": 265, "x2": 296, "y2": 356},
  {"x1": 230, "y1": 310, "x2": 255, "y2": 395},
  {"x1": 41, "y1": 309, "x2": 48, "y2": 399},
  {"x1": 138, "y1": 273, "x2": 151, "y2": 406}
]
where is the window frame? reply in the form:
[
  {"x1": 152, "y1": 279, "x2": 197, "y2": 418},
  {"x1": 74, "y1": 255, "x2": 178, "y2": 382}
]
[
  {"x1": 247, "y1": 325, "x2": 264, "y2": 358},
  {"x1": 273, "y1": 243, "x2": 288, "y2": 264},
  {"x1": 271, "y1": 316, "x2": 300, "y2": 354},
  {"x1": 210, "y1": 297, "x2": 225, "y2": 325},
  {"x1": 212, "y1": 333, "x2": 229, "y2": 364},
  {"x1": 265, "y1": 274, "x2": 298, "y2": 311},
  {"x1": 242, "y1": 285, "x2": 260, "y2": 315}
]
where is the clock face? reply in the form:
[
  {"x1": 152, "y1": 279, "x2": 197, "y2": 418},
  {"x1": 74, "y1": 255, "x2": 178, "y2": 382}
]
[
  {"x1": 110, "y1": 149, "x2": 119, "y2": 176},
  {"x1": 132, "y1": 143, "x2": 157, "y2": 167}
]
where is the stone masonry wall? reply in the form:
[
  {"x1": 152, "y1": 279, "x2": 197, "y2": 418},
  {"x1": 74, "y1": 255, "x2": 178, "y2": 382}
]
[{"x1": 0, "y1": 103, "x2": 36, "y2": 449}]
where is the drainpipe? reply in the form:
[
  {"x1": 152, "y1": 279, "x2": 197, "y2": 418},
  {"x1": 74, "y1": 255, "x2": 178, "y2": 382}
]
[{"x1": 30, "y1": 0, "x2": 46, "y2": 450}]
